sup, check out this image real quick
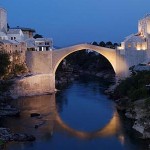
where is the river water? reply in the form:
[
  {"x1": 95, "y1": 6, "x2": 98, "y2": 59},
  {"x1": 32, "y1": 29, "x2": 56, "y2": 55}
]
[{"x1": 3, "y1": 78, "x2": 147, "y2": 150}]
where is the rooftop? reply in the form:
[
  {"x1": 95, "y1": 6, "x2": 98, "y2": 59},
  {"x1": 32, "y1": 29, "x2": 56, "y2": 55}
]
[
  {"x1": 7, "y1": 29, "x2": 22, "y2": 34},
  {"x1": 10, "y1": 26, "x2": 36, "y2": 32}
]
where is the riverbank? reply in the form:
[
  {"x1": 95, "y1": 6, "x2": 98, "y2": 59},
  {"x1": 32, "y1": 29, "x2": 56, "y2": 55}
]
[
  {"x1": 0, "y1": 96, "x2": 36, "y2": 149},
  {"x1": 56, "y1": 69, "x2": 115, "y2": 89},
  {"x1": 0, "y1": 79, "x2": 36, "y2": 149},
  {"x1": 105, "y1": 71, "x2": 150, "y2": 148}
]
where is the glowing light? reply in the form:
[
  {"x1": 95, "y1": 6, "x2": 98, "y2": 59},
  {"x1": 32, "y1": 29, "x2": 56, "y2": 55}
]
[
  {"x1": 118, "y1": 135, "x2": 125, "y2": 145},
  {"x1": 117, "y1": 42, "x2": 125, "y2": 50}
]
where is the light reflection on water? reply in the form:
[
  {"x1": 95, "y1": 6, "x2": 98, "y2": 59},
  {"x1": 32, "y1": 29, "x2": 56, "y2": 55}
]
[{"x1": 3, "y1": 81, "x2": 147, "y2": 150}]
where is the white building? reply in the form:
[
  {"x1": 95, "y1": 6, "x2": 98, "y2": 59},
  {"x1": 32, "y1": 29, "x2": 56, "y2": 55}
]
[
  {"x1": 7, "y1": 28, "x2": 25, "y2": 42},
  {"x1": 25, "y1": 38, "x2": 53, "y2": 51},
  {"x1": 118, "y1": 14, "x2": 150, "y2": 51},
  {"x1": 0, "y1": 7, "x2": 53, "y2": 52},
  {"x1": 117, "y1": 14, "x2": 150, "y2": 69}
]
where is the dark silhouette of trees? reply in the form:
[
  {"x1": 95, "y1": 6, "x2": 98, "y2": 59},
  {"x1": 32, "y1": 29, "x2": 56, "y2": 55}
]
[
  {"x1": 92, "y1": 41, "x2": 120, "y2": 49},
  {"x1": 114, "y1": 43, "x2": 119, "y2": 48},
  {"x1": 99, "y1": 41, "x2": 106, "y2": 47},
  {"x1": 33, "y1": 34, "x2": 43, "y2": 39},
  {"x1": 92, "y1": 41, "x2": 98, "y2": 46},
  {"x1": 106, "y1": 41, "x2": 113, "y2": 48},
  {"x1": 0, "y1": 52, "x2": 10, "y2": 78}
]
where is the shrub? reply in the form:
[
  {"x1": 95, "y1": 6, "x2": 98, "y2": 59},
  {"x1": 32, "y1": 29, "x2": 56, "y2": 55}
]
[
  {"x1": 114, "y1": 71, "x2": 150, "y2": 101},
  {"x1": 0, "y1": 52, "x2": 10, "y2": 78},
  {"x1": 13, "y1": 64, "x2": 27, "y2": 75}
]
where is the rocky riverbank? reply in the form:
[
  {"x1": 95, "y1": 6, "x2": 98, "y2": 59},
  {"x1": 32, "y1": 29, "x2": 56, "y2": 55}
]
[
  {"x1": 56, "y1": 69, "x2": 115, "y2": 88},
  {"x1": 0, "y1": 87, "x2": 36, "y2": 149},
  {"x1": 121, "y1": 98, "x2": 150, "y2": 139},
  {"x1": 106, "y1": 79, "x2": 150, "y2": 141},
  {"x1": 0, "y1": 128, "x2": 35, "y2": 149}
]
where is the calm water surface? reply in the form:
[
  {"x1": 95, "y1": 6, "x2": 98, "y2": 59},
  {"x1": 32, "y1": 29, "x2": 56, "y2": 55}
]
[{"x1": 3, "y1": 79, "x2": 148, "y2": 150}]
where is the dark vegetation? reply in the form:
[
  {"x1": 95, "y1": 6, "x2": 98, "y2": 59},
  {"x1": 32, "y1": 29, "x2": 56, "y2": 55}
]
[
  {"x1": 56, "y1": 50, "x2": 115, "y2": 89},
  {"x1": 0, "y1": 52, "x2": 27, "y2": 93},
  {"x1": 92, "y1": 41, "x2": 120, "y2": 49},
  {"x1": 56, "y1": 50, "x2": 114, "y2": 74},
  {"x1": 33, "y1": 34, "x2": 43, "y2": 39},
  {"x1": 0, "y1": 52, "x2": 10, "y2": 78},
  {"x1": 12, "y1": 64, "x2": 27, "y2": 76},
  {"x1": 114, "y1": 71, "x2": 150, "y2": 101}
]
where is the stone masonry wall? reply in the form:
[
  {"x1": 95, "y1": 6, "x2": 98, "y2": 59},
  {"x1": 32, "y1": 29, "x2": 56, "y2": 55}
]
[{"x1": 10, "y1": 74, "x2": 55, "y2": 98}]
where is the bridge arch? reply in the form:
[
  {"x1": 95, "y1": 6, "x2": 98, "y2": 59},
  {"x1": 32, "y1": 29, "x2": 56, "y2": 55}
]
[{"x1": 52, "y1": 44, "x2": 118, "y2": 74}]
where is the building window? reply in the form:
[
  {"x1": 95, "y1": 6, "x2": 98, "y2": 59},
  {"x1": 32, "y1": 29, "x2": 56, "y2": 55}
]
[
  {"x1": 11, "y1": 37, "x2": 13, "y2": 40},
  {"x1": 39, "y1": 47, "x2": 42, "y2": 51},
  {"x1": 128, "y1": 44, "x2": 131, "y2": 48},
  {"x1": 45, "y1": 42, "x2": 49, "y2": 45},
  {"x1": 14, "y1": 37, "x2": 16, "y2": 40}
]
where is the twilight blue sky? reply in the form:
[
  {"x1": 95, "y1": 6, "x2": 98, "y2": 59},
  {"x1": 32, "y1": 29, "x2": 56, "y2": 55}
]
[{"x1": 0, "y1": 0, "x2": 150, "y2": 47}]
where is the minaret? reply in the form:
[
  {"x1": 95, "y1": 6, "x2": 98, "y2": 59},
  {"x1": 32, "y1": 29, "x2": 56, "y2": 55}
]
[{"x1": 0, "y1": 8, "x2": 7, "y2": 33}]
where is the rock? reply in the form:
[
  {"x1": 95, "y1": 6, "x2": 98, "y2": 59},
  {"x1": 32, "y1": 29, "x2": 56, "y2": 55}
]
[
  {"x1": 133, "y1": 123, "x2": 144, "y2": 134},
  {"x1": 0, "y1": 128, "x2": 35, "y2": 142},
  {"x1": 34, "y1": 120, "x2": 45, "y2": 129},
  {"x1": 13, "y1": 134, "x2": 35, "y2": 141},
  {"x1": 30, "y1": 113, "x2": 40, "y2": 117},
  {"x1": 0, "y1": 105, "x2": 20, "y2": 117}
]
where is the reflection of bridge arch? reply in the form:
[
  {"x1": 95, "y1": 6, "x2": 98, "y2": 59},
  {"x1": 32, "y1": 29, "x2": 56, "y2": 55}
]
[
  {"x1": 9, "y1": 94, "x2": 123, "y2": 143},
  {"x1": 55, "y1": 111, "x2": 121, "y2": 139},
  {"x1": 52, "y1": 44, "x2": 120, "y2": 74}
]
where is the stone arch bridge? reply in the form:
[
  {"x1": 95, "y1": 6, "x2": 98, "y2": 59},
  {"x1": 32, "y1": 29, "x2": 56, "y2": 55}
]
[{"x1": 12, "y1": 44, "x2": 128, "y2": 97}]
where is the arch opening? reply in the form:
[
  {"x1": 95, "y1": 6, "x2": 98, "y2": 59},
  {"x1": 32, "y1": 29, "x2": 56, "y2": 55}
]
[{"x1": 55, "y1": 49, "x2": 116, "y2": 88}]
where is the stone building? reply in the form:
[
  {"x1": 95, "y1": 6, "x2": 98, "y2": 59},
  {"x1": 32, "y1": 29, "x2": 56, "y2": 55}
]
[
  {"x1": 117, "y1": 14, "x2": 150, "y2": 70},
  {"x1": 0, "y1": 7, "x2": 53, "y2": 54},
  {"x1": 25, "y1": 38, "x2": 53, "y2": 51},
  {"x1": 0, "y1": 40, "x2": 27, "y2": 63}
]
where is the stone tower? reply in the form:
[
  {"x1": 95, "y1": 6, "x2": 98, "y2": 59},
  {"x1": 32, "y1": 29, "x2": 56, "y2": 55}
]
[{"x1": 0, "y1": 8, "x2": 7, "y2": 33}]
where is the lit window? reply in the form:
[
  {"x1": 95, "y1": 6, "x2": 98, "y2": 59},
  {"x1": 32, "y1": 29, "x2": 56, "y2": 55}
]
[{"x1": 128, "y1": 44, "x2": 131, "y2": 48}]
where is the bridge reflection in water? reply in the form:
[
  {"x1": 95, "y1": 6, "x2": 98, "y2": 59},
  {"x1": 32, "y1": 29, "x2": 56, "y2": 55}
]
[{"x1": 9, "y1": 94, "x2": 124, "y2": 144}]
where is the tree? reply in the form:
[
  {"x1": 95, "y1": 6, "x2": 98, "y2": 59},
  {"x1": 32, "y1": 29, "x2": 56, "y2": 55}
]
[
  {"x1": 106, "y1": 41, "x2": 113, "y2": 48},
  {"x1": 99, "y1": 41, "x2": 106, "y2": 47},
  {"x1": 33, "y1": 34, "x2": 43, "y2": 39},
  {"x1": 113, "y1": 43, "x2": 119, "y2": 48},
  {"x1": 92, "y1": 41, "x2": 98, "y2": 46},
  {"x1": 0, "y1": 52, "x2": 10, "y2": 78},
  {"x1": 7, "y1": 23, "x2": 10, "y2": 31}
]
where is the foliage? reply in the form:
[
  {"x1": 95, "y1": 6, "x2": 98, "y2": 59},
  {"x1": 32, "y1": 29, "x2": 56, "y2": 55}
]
[
  {"x1": 13, "y1": 64, "x2": 27, "y2": 75},
  {"x1": 0, "y1": 80, "x2": 13, "y2": 92},
  {"x1": 33, "y1": 34, "x2": 43, "y2": 39},
  {"x1": 0, "y1": 140, "x2": 4, "y2": 146},
  {"x1": 92, "y1": 41, "x2": 120, "y2": 49},
  {"x1": 145, "y1": 97, "x2": 150, "y2": 108},
  {"x1": 114, "y1": 71, "x2": 150, "y2": 101},
  {"x1": 57, "y1": 50, "x2": 114, "y2": 72},
  {"x1": 92, "y1": 41, "x2": 98, "y2": 46},
  {"x1": 0, "y1": 52, "x2": 10, "y2": 78},
  {"x1": 99, "y1": 41, "x2": 106, "y2": 47},
  {"x1": 106, "y1": 41, "x2": 113, "y2": 46}
]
